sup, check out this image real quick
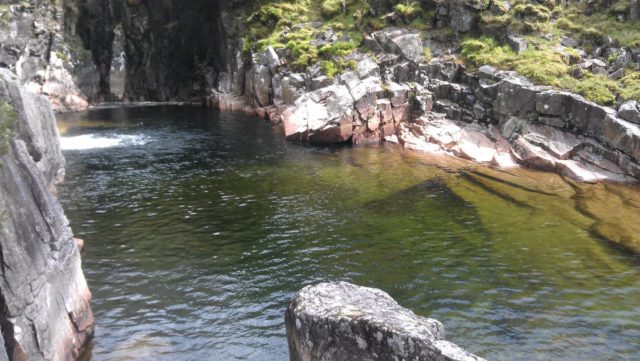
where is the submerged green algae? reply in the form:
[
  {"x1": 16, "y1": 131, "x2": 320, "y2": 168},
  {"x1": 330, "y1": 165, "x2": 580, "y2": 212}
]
[{"x1": 58, "y1": 106, "x2": 640, "y2": 361}]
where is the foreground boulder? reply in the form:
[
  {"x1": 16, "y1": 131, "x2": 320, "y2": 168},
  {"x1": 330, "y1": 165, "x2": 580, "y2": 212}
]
[
  {"x1": 285, "y1": 282, "x2": 484, "y2": 361},
  {"x1": 0, "y1": 69, "x2": 93, "y2": 360}
]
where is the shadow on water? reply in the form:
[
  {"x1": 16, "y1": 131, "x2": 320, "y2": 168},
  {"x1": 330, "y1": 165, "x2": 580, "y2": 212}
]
[{"x1": 58, "y1": 105, "x2": 640, "y2": 361}]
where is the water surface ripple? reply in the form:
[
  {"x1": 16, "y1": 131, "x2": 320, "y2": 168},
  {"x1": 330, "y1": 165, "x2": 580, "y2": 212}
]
[{"x1": 58, "y1": 106, "x2": 640, "y2": 361}]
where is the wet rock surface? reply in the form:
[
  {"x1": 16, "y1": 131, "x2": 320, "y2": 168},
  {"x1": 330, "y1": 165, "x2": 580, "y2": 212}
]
[
  {"x1": 286, "y1": 282, "x2": 484, "y2": 361},
  {"x1": 0, "y1": 69, "x2": 93, "y2": 360}
]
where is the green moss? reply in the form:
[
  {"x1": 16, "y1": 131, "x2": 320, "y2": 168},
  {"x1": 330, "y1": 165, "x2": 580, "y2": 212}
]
[
  {"x1": 424, "y1": 47, "x2": 431, "y2": 62},
  {"x1": 460, "y1": 36, "x2": 625, "y2": 105},
  {"x1": 319, "y1": 40, "x2": 358, "y2": 57},
  {"x1": 555, "y1": 4, "x2": 640, "y2": 48},
  {"x1": 559, "y1": 74, "x2": 621, "y2": 105},
  {"x1": 394, "y1": 2, "x2": 421, "y2": 18},
  {"x1": 460, "y1": 36, "x2": 515, "y2": 66},
  {"x1": 321, "y1": 58, "x2": 357, "y2": 79},
  {"x1": 54, "y1": 51, "x2": 69, "y2": 63},
  {"x1": 512, "y1": 3, "x2": 552, "y2": 21},
  {"x1": 321, "y1": 60, "x2": 340, "y2": 78},
  {"x1": 321, "y1": 0, "x2": 344, "y2": 18},
  {"x1": 0, "y1": 102, "x2": 16, "y2": 156},
  {"x1": 621, "y1": 72, "x2": 640, "y2": 101},
  {"x1": 0, "y1": 4, "x2": 9, "y2": 28}
]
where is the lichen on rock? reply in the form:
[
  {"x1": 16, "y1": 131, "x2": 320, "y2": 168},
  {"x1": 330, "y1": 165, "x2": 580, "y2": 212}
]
[{"x1": 286, "y1": 281, "x2": 485, "y2": 361}]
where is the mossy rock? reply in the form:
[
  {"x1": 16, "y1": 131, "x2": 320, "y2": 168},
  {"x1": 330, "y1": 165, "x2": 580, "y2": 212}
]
[{"x1": 0, "y1": 102, "x2": 16, "y2": 156}]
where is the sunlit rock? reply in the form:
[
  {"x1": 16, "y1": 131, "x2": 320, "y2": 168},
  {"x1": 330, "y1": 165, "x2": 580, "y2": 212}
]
[{"x1": 286, "y1": 282, "x2": 484, "y2": 361}]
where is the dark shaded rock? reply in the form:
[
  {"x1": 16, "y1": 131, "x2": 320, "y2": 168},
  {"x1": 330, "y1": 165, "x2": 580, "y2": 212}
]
[
  {"x1": 493, "y1": 78, "x2": 540, "y2": 121},
  {"x1": 536, "y1": 91, "x2": 573, "y2": 117},
  {"x1": 568, "y1": 96, "x2": 615, "y2": 139},
  {"x1": 245, "y1": 64, "x2": 272, "y2": 107},
  {"x1": 437, "y1": 0, "x2": 486, "y2": 33},
  {"x1": 281, "y1": 74, "x2": 306, "y2": 105},
  {"x1": 602, "y1": 115, "x2": 640, "y2": 163},
  {"x1": 286, "y1": 282, "x2": 484, "y2": 361},
  {"x1": 372, "y1": 28, "x2": 425, "y2": 63},
  {"x1": 561, "y1": 36, "x2": 578, "y2": 48},
  {"x1": 507, "y1": 35, "x2": 527, "y2": 54},
  {"x1": 609, "y1": 68, "x2": 624, "y2": 80},
  {"x1": 311, "y1": 75, "x2": 334, "y2": 90},
  {"x1": 618, "y1": 101, "x2": 640, "y2": 124}
]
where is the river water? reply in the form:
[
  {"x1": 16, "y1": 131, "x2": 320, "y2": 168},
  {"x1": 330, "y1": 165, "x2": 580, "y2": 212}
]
[{"x1": 57, "y1": 105, "x2": 640, "y2": 361}]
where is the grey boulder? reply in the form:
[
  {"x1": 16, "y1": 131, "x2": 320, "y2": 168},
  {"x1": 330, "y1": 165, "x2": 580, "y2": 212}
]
[{"x1": 286, "y1": 281, "x2": 484, "y2": 361}]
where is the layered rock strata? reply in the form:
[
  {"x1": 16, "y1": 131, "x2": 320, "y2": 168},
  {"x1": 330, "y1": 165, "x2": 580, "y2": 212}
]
[
  {"x1": 0, "y1": 69, "x2": 93, "y2": 361},
  {"x1": 286, "y1": 282, "x2": 484, "y2": 361},
  {"x1": 211, "y1": 26, "x2": 640, "y2": 183}
]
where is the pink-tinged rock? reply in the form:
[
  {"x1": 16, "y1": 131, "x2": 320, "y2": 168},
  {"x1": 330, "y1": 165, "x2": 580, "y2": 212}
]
[
  {"x1": 344, "y1": 75, "x2": 383, "y2": 121},
  {"x1": 74, "y1": 238, "x2": 85, "y2": 252},
  {"x1": 210, "y1": 93, "x2": 252, "y2": 112},
  {"x1": 378, "y1": 99, "x2": 394, "y2": 123},
  {"x1": 511, "y1": 136, "x2": 557, "y2": 171},
  {"x1": 255, "y1": 107, "x2": 269, "y2": 119},
  {"x1": 556, "y1": 160, "x2": 636, "y2": 183},
  {"x1": 308, "y1": 116, "x2": 354, "y2": 144},
  {"x1": 392, "y1": 104, "x2": 411, "y2": 123},
  {"x1": 453, "y1": 130, "x2": 497, "y2": 163},
  {"x1": 381, "y1": 122, "x2": 396, "y2": 137},
  {"x1": 573, "y1": 141, "x2": 627, "y2": 175},
  {"x1": 384, "y1": 134, "x2": 400, "y2": 143},
  {"x1": 353, "y1": 130, "x2": 381, "y2": 145},
  {"x1": 396, "y1": 123, "x2": 446, "y2": 153},
  {"x1": 492, "y1": 134, "x2": 519, "y2": 168},
  {"x1": 367, "y1": 115, "x2": 381, "y2": 132}
]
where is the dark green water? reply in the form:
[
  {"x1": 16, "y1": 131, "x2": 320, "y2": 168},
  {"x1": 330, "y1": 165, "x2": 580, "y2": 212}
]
[{"x1": 58, "y1": 106, "x2": 640, "y2": 361}]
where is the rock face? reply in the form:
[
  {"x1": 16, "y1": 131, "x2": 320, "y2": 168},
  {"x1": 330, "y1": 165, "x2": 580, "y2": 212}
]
[
  {"x1": 390, "y1": 63, "x2": 640, "y2": 183},
  {"x1": 0, "y1": 2, "x2": 97, "y2": 112},
  {"x1": 285, "y1": 282, "x2": 484, "y2": 361},
  {"x1": 0, "y1": 0, "x2": 251, "y2": 109},
  {"x1": 0, "y1": 69, "x2": 93, "y2": 360}
]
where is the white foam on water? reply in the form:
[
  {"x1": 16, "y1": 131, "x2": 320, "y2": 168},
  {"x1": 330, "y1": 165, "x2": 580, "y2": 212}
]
[{"x1": 60, "y1": 134, "x2": 150, "y2": 150}]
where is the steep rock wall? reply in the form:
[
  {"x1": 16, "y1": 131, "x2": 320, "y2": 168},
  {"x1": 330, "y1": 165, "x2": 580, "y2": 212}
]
[
  {"x1": 0, "y1": 69, "x2": 93, "y2": 361},
  {"x1": 0, "y1": 0, "x2": 99, "y2": 112}
]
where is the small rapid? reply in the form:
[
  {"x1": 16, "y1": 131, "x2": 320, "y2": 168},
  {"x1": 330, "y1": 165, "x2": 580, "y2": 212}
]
[{"x1": 60, "y1": 134, "x2": 152, "y2": 150}]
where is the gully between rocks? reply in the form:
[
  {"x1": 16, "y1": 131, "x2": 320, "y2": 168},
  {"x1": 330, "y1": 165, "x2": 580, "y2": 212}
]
[{"x1": 58, "y1": 105, "x2": 640, "y2": 361}]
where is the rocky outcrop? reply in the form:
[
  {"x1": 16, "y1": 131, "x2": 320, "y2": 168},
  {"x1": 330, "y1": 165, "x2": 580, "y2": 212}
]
[
  {"x1": 434, "y1": 0, "x2": 487, "y2": 33},
  {"x1": 397, "y1": 63, "x2": 640, "y2": 183},
  {"x1": 0, "y1": 1, "x2": 97, "y2": 112},
  {"x1": 0, "y1": 0, "x2": 251, "y2": 110},
  {"x1": 286, "y1": 282, "x2": 484, "y2": 361},
  {"x1": 0, "y1": 69, "x2": 93, "y2": 360},
  {"x1": 209, "y1": 17, "x2": 640, "y2": 183}
]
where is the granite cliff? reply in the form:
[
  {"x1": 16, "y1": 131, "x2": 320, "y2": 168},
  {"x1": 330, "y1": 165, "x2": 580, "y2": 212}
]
[{"x1": 0, "y1": 68, "x2": 93, "y2": 361}]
